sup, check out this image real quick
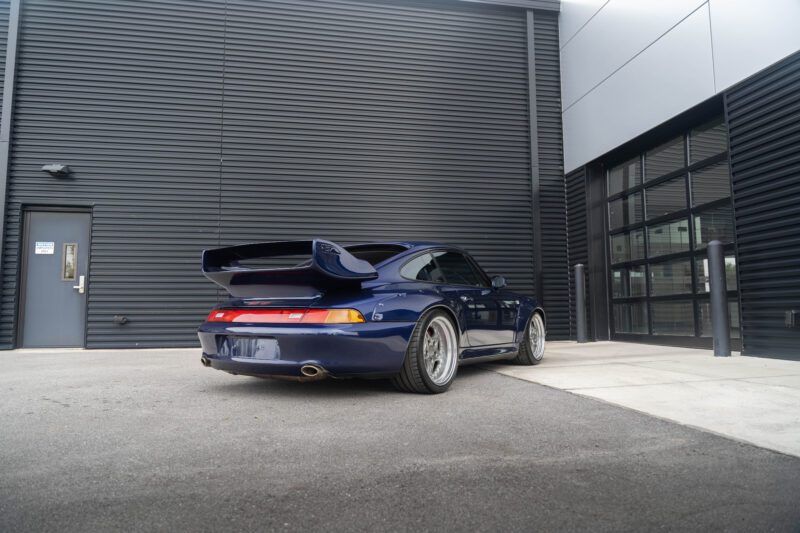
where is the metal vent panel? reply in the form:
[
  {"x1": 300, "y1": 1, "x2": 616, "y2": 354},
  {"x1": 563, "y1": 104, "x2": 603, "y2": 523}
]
[
  {"x1": 566, "y1": 167, "x2": 588, "y2": 340},
  {"x1": 726, "y1": 50, "x2": 800, "y2": 359},
  {"x1": 219, "y1": 0, "x2": 536, "y2": 297},
  {"x1": 0, "y1": 0, "x2": 225, "y2": 347},
  {"x1": 533, "y1": 12, "x2": 569, "y2": 339},
  {"x1": 1, "y1": 0, "x2": 557, "y2": 348}
]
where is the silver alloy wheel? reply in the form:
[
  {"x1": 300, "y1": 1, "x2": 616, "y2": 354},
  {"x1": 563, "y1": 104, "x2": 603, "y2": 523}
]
[
  {"x1": 528, "y1": 313, "x2": 545, "y2": 360},
  {"x1": 422, "y1": 316, "x2": 458, "y2": 386}
]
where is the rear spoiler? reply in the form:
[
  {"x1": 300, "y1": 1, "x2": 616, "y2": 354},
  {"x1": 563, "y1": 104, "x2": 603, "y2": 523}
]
[{"x1": 201, "y1": 239, "x2": 378, "y2": 298}]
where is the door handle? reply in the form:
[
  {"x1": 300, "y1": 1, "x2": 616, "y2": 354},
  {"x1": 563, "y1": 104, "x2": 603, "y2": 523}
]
[{"x1": 72, "y1": 275, "x2": 85, "y2": 294}]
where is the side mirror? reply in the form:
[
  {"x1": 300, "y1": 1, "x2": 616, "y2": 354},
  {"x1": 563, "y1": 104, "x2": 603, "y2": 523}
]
[{"x1": 491, "y1": 276, "x2": 507, "y2": 290}]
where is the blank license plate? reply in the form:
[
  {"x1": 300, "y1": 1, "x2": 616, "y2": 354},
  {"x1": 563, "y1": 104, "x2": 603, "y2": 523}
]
[{"x1": 218, "y1": 337, "x2": 279, "y2": 360}]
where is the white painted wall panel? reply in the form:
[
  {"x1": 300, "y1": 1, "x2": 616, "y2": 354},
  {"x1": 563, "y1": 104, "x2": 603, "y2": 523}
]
[
  {"x1": 563, "y1": 6, "x2": 715, "y2": 172},
  {"x1": 710, "y1": 0, "x2": 800, "y2": 90},
  {"x1": 560, "y1": 0, "x2": 706, "y2": 109},
  {"x1": 559, "y1": 0, "x2": 607, "y2": 48}
]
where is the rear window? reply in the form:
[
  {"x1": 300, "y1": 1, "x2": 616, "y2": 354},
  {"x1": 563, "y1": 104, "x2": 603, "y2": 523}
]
[{"x1": 346, "y1": 245, "x2": 407, "y2": 266}]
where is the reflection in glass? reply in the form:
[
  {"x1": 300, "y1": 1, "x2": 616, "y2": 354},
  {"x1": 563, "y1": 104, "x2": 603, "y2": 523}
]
[
  {"x1": 608, "y1": 158, "x2": 641, "y2": 195},
  {"x1": 690, "y1": 118, "x2": 728, "y2": 164},
  {"x1": 645, "y1": 137, "x2": 684, "y2": 180},
  {"x1": 695, "y1": 255, "x2": 737, "y2": 293},
  {"x1": 646, "y1": 177, "x2": 686, "y2": 220},
  {"x1": 647, "y1": 219, "x2": 690, "y2": 258},
  {"x1": 62, "y1": 243, "x2": 77, "y2": 281},
  {"x1": 694, "y1": 204, "x2": 734, "y2": 248},
  {"x1": 699, "y1": 301, "x2": 741, "y2": 339},
  {"x1": 692, "y1": 161, "x2": 731, "y2": 206},
  {"x1": 609, "y1": 193, "x2": 642, "y2": 229},
  {"x1": 651, "y1": 300, "x2": 694, "y2": 336},
  {"x1": 612, "y1": 266, "x2": 646, "y2": 298},
  {"x1": 614, "y1": 303, "x2": 648, "y2": 334},
  {"x1": 649, "y1": 259, "x2": 692, "y2": 295},
  {"x1": 610, "y1": 230, "x2": 645, "y2": 264}
]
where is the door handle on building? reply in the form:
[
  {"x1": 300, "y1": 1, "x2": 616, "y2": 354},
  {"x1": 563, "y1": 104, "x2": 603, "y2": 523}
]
[{"x1": 73, "y1": 275, "x2": 85, "y2": 294}]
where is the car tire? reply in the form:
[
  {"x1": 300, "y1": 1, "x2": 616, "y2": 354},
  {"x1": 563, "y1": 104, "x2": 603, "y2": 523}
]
[
  {"x1": 391, "y1": 309, "x2": 459, "y2": 394},
  {"x1": 512, "y1": 311, "x2": 545, "y2": 365}
]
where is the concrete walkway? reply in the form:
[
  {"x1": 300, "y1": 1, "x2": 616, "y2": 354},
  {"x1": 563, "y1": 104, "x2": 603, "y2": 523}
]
[{"x1": 491, "y1": 341, "x2": 800, "y2": 457}]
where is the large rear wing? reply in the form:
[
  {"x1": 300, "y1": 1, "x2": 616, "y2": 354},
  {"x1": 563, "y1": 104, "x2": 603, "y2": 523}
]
[{"x1": 201, "y1": 239, "x2": 378, "y2": 298}]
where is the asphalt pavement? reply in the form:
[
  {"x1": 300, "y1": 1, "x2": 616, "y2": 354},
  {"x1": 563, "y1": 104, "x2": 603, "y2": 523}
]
[{"x1": 1, "y1": 348, "x2": 799, "y2": 532}]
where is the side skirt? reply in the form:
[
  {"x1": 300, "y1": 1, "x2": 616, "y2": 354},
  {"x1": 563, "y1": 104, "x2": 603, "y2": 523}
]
[{"x1": 458, "y1": 346, "x2": 518, "y2": 366}]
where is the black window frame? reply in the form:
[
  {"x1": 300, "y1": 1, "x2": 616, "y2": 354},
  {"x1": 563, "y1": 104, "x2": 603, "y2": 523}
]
[{"x1": 604, "y1": 118, "x2": 740, "y2": 347}]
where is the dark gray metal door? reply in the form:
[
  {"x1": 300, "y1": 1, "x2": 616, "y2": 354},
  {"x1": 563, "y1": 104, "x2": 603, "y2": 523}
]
[{"x1": 21, "y1": 211, "x2": 90, "y2": 347}]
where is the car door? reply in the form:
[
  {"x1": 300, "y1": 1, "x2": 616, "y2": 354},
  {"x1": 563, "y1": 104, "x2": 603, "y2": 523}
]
[{"x1": 432, "y1": 250, "x2": 516, "y2": 347}]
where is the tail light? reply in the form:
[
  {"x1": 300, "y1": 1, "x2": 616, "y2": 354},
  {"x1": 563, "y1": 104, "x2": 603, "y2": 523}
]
[{"x1": 207, "y1": 308, "x2": 366, "y2": 324}]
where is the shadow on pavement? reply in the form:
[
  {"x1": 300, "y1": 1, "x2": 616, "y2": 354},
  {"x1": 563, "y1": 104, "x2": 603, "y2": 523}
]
[{"x1": 206, "y1": 364, "x2": 494, "y2": 399}]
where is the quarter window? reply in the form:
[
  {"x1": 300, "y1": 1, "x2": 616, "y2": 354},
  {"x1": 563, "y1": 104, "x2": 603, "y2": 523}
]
[{"x1": 400, "y1": 253, "x2": 445, "y2": 283}]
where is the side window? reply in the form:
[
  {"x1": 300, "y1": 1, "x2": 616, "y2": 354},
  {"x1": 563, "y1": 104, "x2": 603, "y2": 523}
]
[
  {"x1": 400, "y1": 253, "x2": 445, "y2": 283},
  {"x1": 433, "y1": 251, "x2": 487, "y2": 287}
]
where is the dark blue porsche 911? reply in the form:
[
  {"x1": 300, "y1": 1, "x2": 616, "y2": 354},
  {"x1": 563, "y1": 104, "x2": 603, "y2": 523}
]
[{"x1": 198, "y1": 239, "x2": 545, "y2": 394}]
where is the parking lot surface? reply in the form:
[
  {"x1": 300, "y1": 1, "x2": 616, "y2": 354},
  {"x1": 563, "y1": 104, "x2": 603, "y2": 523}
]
[{"x1": 1, "y1": 348, "x2": 799, "y2": 532}]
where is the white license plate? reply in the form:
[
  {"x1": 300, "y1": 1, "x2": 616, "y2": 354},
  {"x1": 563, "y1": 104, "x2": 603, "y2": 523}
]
[{"x1": 219, "y1": 337, "x2": 279, "y2": 360}]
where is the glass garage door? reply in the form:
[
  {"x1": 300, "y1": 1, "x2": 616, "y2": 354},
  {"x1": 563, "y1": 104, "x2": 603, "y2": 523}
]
[{"x1": 607, "y1": 117, "x2": 741, "y2": 347}]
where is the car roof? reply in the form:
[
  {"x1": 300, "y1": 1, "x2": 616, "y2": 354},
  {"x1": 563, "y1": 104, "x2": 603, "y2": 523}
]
[{"x1": 346, "y1": 241, "x2": 459, "y2": 251}]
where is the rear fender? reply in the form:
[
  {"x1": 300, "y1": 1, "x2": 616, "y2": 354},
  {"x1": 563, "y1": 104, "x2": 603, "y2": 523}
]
[
  {"x1": 515, "y1": 301, "x2": 546, "y2": 344},
  {"x1": 370, "y1": 292, "x2": 467, "y2": 346}
]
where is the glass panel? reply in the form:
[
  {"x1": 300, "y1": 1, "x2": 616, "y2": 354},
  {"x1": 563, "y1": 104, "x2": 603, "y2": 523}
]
[
  {"x1": 690, "y1": 118, "x2": 728, "y2": 164},
  {"x1": 694, "y1": 204, "x2": 734, "y2": 248},
  {"x1": 695, "y1": 255, "x2": 737, "y2": 293},
  {"x1": 609, "y1": 193, "x2": 643, "y2": 229},
  {"x1": 608, "y1": 157, "x2": 641, "y2": 195},
  {"x1": 62, "y1": 243, "x2": 77, "y2": 281},
  {"x1": 610, "y1": 229, "x2": 645, "y2": 264},
  {"x1": 692, "y1": 161, "x2": 731, "y2": 206},
  {"x1": 432, "y1": 251, "x2": 486, "y2": 287},
  {"x1": 651, "y1": 300, "x2": 695, "y2": 336},
  {"x1": 649, "y1": 259, "x2": 692, "y2": 295},
  {"x1": 645, "y1": 137, "x2": 684, "y2": 181},
  {"x1": 612, "y1": 266, "x2": 646, "y2": 298},
  {"x1": 400, "y1": 253, "x2": 445, "y2": 283},
  {"x1": 645, "y1": 176, "x2": 687, "y2": 219},
  {"x1": 613, "y1": 303, "x2": 648, "y2": 334},
  {"x1": 699, "y1": 300, "x2": 741, "y2": 339},
  {"x1": 647, "y1": 218, "x2": 690, "y2": 258}
]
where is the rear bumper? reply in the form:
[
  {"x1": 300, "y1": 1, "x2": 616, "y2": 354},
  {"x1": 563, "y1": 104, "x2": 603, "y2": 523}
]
[{"x1": 197, "y1": 321, "x2": 416, "y2": 378}]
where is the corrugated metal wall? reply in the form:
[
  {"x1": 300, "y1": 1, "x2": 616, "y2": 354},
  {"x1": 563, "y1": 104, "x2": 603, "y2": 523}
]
[
  {"x1": 533, "y1": 12, "x2": 569, "y2": 339},
  {"x1": 0, "y1": 0, "x2": 8, "y2": 122},
  {"x1": 1, "y1": 0, "x2": 225, "y2": 347},
  {"x1": 219, "y1": 0, "x2": 535, "y2": 293},
  {"x1": 566, "y1": 167, "x2": 588, "y2": 340},
  {"x1": 726, "y1": 50, "x2": 800, "y2": 359},
  {"x1": 0, "y1": 0, "x2": 563, "y2": 348}
]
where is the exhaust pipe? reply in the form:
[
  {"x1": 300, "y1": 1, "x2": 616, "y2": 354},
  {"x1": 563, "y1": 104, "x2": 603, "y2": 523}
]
[
  {"x1": 201, "y1": 356, "x2": 211, "y2": 367},
  {"x1": 300, "y1": 364, "x2": 325, "y2": 378}
]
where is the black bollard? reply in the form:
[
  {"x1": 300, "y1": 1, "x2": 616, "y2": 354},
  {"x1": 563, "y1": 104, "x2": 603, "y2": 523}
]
[
  {"x1": 707, "y1": 240, "x2": 731, "y2": 356},
  {"x1": 575, "y1": 264, "x2": 587, "y2": 343}
]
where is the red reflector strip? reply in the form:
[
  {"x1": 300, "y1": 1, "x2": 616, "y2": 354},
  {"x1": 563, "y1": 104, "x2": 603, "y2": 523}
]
[{"x1": 207, "y1": 308, "x2": 366, "y2": 324}]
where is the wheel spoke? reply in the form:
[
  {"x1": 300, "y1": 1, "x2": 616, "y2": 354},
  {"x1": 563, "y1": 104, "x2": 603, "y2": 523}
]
[{"x1": 421, "y1": 316, "x2": 456, "y2": 386}]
